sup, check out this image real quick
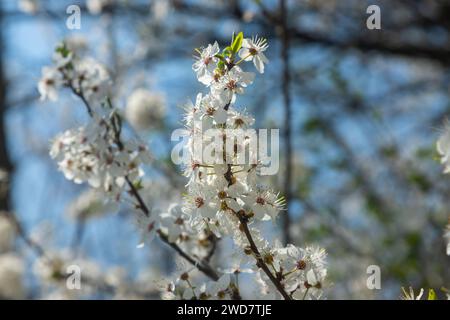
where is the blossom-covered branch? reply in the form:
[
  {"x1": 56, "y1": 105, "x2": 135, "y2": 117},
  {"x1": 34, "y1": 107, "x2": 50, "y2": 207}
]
[
  {"x1": 39, "y1": 43, "x2": 220, "y2": 283},
  {"x1": 174, "y1": 32, "x2": 327, "y2": 300}
]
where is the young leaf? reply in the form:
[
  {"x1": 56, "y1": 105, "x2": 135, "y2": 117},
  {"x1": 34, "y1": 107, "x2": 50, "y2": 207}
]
[
  {"x1": 427, "y1": 289, "x2": 437, "y2": 300},
  {"x1": 231, "y1": 32, "x2": 243, "y2": 54}
]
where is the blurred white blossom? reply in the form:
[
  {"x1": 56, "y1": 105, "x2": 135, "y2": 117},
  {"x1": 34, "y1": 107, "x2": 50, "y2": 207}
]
[
  {"x1": 0, "y1": 254, "x2": 25, "y2": 299},
  {"x1": 125, "y1": 89, "x2": 166, "y2": 131}
]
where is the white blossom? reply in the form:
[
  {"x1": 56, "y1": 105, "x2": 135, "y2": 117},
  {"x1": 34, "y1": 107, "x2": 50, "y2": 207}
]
[
  {"x1": 436, "y1": 124, "x2": 450, "y2": 173},
  {"x1": 0, "y1": 215, "x2": 15, "y2": 253},
  {"x1": 125, "y1": 89, "x2": 166, "y2": 130},
  {"x1": 192, "y1": 41, "x2": 220, "y2": 86},
  {"x1": 0, "y1": 254, "x2": 25, "y2": 299},
  {"x1": 66, "y1": 189, "x2": 117, "y2": 220},
  {"x1": 49, "y1": 116, "x2": 149, "y2": 200},
  {"x1": 18, "y1": 0, "x2": 39, "y2": 14},
  {"x1": 87, "y1": 0, "x2": 112, "y2": 14},
  {"x1": 38, "y1": 67, "x2": 63, "y2": 101},
  {"x1": 239, "y1": 36, "x2": 269, "y2": 73},
  {"x1": 211, "y1": 66, "x2": 254, "y2": 104},
  {"x1": 136, "y1": 210, "x2": 160, "y2": 248}
]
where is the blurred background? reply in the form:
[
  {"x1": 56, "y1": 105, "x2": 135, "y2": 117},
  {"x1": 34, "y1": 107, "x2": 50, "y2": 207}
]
[{"x1": 0, "y1": 0, "x2": 449, "y2": 299}]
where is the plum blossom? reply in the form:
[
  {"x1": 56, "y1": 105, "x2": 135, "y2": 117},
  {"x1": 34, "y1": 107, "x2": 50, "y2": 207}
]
[
  {"x1": 49, "y1": 115, "x2": 150, "y2": 201},
  {"x1": 211, "y1": 66, "x2": 254, "y2": 104},
  {"x1": 0, "y1": 254, "x2": 25, "y2": 299},
  {"x1": 192, "y1": 41, "x2": 220, "y2": 85},
  {"x1": 244, "y1": 187, "x2": 285, "y2": 220},
  {"x1": 38, "y1": 67, "x2": 63, "y2": 101},
  {"x1": 136, "y1": 210, "x2": 160, "y2": 248},
  {"x1": 125, "y1": 89, "x2": 166, "y2": 130},
  {"x1": 239, "y1": 36, "x2": 269, "y2": 73},
  {"x1": 436, "y1": 123, "x2": 450, "y2": 173}
]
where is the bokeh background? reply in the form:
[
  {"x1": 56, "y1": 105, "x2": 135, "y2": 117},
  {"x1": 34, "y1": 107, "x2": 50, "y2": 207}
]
[{"x1": 0, "y1": 0, "x2": 449, "y2": 299}]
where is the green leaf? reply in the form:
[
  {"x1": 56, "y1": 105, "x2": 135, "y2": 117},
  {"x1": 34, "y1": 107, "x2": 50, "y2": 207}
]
[
  {"x1": 133, "y1": 179, "x2": 144, "y2": 191},
  {"x1": 55, "y1": 43, "x2": 71, "y2": 58},
  {"x1": 231, "y1": 32, "x2": 244, "y2": 54},
  {"x1": 223, "y1": 46, "x2": 233, "y2": 57},
  {"x1": 215, "y1": 53, "x2": 225, "y2": 61},
  {"x1": 303, "y1": 117, "x2": 323, "y2": 133},
  {"x1": 427, "y1": 289, "x2": 437, "y2": 300}
]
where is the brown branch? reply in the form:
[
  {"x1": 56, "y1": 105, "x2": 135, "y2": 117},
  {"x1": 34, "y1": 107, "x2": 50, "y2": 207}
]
[{"x1": 235, "y1": 212, "x2": 291, "y2": 300}]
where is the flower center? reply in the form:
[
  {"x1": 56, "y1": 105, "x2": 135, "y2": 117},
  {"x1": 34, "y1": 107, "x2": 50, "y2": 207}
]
[
  {"x1": 234, "y1": 118, "x2": 245, "y2": 127},
  {"x1": 203, "y1": 56, "x2": 212, "y2": 65},
  {"x1": 226, "y1": 80, "x2": 237, "y2": 90},
  {"x1": 206, "y1": 106, "x2": 215, "y2": 115},
  {"x1": 218, "y1": 191, "x2": 227, "y2": 199},
  {"x1": 256, "y1": 197, "x2": 265, "y2": 205},
  {"x1": 297, "y1": 260, "x2": 306, "y2": 270},
  {"x1": 195, "y1": 197, "x2": 205, "y2": 208}
]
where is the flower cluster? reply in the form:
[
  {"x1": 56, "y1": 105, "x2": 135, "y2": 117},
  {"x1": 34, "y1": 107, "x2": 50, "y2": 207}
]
[
  {"x1": 137, "y1": 203, "x2": 215, "y2": 262},
  {"x1": 160, "y1": 272, "x2": 233, "y2": 300},
  {"x1": 43, "y1": 34, "x2": 328, "y2": 300},
  {"x1": 436, "y1": 124, "x2": 450, "y2": 174},
  {"x1": 50, "y1": 115, "x2": 151, "y2": 201},
  {"x1": 125, "y1": 88, "x2": 166, "y2": 131},
  {"x1": 167, "y1": 33, "x2": 327, "y2": 299},
  {"x1": 41, "y1": 44, "x2": 151, "y2": 203},
  {"x1": 38, "y1": 43, "x2": 111, "y2": 107},
  {"x1": 0, "y1": 215, "x2": 25, "y2": 299}
]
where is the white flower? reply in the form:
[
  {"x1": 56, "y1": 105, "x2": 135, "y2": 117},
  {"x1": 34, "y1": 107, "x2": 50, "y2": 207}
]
[
  {"x1": 72, "y1": 58, "x2": 111, "y2": 104},
  {"x1": 64, "y1": 35, "x2": 88, "y2": 55},
  {"x1": 125, "y1": 89, "x2": 166, "y2": 130},
  {"x1": 87, "y1": 0, "x2": 112, "y2": 14},
  {"x1": 183, "y1": 93, "x2": 203, "y2": 127},
  {"x1": 18, "y1": 0, "x2": 39, "y2": 14},
  {"x1": 0, "y1": 215, "x2": 15, "y2": 253},
  {"x1": 136, "y1": 210, "x2": 160, "y2": 248},
  {"x1": 239, "y1": 36, "x2": 269, "y2": 73},
  {"x1": 193, "y1": 42, "x2": 220, "y2": 85},
  {"x1": 244, "y1": 187, "x2": 284, "y2": 220},
  {"x1": 184, "y1": 185, "x2": 216, "y2": 219},
  {"x1": 401, "y1": 287, "x2": 424, "y2": 300},
  {"x1": 211, "y1": 67, "x2": 254, "y2": 104},
  {"x1": 0, "y1": 254, "x2": 25, "y2": 299},
  {"x1": 227, "y1": 108, "x2": 255, "y2": 128},
  {"x1": 207, "y1": 274, "x2": 231, "y2": 299},
  {"x1": 160, "y1": 204, "x2": 188, "y2": 243},
  {"x1": 50, "y1": 117, "x2": 147, "y2": 200},
  {"x1": 437, "y1": 123, "x2": 450, "y2": 173},
  {"x1": 199, "y1": 94, "x2": 228, "y2": 127},
  {"x1": 38, "y1": 67, "x2": 62, "y2": 101},
  {"x1": 66, "y1": 189, "x2": 117, "y2": 221}
]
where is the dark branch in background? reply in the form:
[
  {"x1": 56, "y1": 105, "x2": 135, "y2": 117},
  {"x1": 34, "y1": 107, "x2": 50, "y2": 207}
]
[
  {"x1": 6, "y1": 1, "x2": 450, "y2": 66},
  {"x1": 0, "y1": 3, "x2": 13, "y2": 212},
  {"x1": 279, "y1": 0, "x2": 293, "y2": 245}
]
